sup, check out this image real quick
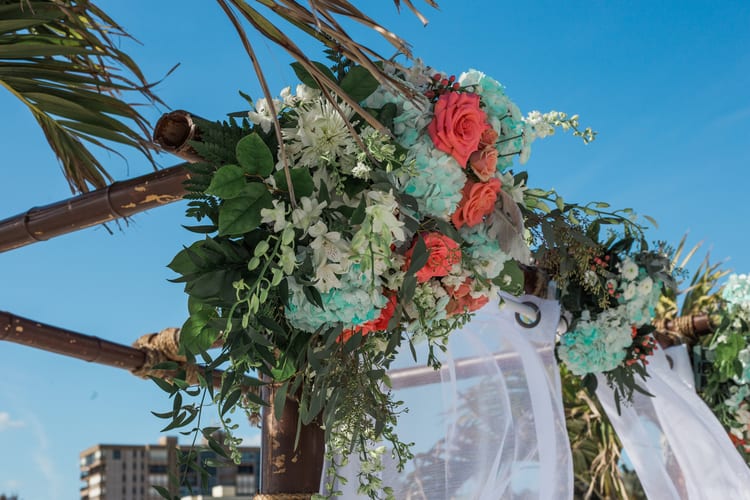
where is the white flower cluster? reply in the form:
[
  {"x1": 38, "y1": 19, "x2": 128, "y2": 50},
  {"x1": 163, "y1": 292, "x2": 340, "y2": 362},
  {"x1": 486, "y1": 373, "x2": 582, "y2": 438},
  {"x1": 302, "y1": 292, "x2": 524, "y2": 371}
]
[{"x1": 522, "y1": 110, "x2": 556, "y2": 141}]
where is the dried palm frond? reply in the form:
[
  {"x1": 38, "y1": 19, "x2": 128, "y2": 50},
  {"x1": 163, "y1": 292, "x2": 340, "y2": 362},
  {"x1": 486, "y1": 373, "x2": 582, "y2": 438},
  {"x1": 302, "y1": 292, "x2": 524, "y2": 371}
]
[
  {"x1": 0, "y1": 0, "x2": 163, "y2": 193},
  {"x1": 218, "y1": 0, "x2": 438, "y2": 205},
  {"x1": 562, "y1": 368, "x2": 634, "y2": 499}
]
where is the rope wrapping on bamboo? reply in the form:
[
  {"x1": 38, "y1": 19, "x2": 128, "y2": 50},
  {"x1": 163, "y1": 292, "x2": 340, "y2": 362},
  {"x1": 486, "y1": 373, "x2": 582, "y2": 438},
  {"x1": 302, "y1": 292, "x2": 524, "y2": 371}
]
[
  {"x1": 653, "y1": 314, "x2": 713, "y2": 347},
  {"x1": 253, "y1": 494, "x2": 314, "y2": 500},
  {"x1": 131, "y1": 327, "x2": 199, "y2": 384}
]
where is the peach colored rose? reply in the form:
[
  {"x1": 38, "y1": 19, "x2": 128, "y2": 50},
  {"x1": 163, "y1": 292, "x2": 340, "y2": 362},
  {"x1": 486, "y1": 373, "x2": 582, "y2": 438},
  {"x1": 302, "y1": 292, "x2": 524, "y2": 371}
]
[
  {"x1": 468, "y1": 146, "x2": 498, "y2": 181},
  {"x1": 405, "y1": 232, "x2": 462, "y2": 282},
  {"x1": 445, "y1": 278, "x2": 489, "y2": 316},
  {"x1": 451, "y1": 178, "x2": 502, "y2": 229},
  {"x1": 478, "y1": 127, "x2": 498, "y2": 149},
  {"x1": 338, "y1": 293, "x2": 398, "y2": 343},
  {"x1": 427, "y1": 92, "x2": 490, "y2": 167}
]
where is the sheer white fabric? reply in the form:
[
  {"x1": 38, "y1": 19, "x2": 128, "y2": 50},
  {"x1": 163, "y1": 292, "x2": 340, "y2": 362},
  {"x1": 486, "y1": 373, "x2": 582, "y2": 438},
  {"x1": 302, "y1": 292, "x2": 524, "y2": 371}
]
[
  {"x1": 325, "y1": 295, "x2": 573, "y2": 499},
  {"x1": 596, "y1": 344, "x2": 750, "y2": 499}
]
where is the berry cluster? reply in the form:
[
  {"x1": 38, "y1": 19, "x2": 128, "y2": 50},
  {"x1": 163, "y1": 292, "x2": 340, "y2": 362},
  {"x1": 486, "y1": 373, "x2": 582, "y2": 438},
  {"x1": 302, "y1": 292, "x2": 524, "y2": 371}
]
[
  {"x1": 424, "y1": 73, "x2": 461, "y2": 101},
  {"x1": 625, "y1": 327, "x2": 658, "y2": 366}
]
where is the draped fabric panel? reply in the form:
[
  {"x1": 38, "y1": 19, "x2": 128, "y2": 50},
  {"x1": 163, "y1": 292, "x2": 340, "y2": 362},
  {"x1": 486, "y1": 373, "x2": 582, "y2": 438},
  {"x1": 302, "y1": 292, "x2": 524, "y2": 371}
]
[
  {"x1": 596, "y1": 344, "x2": 750, "y2": 500},
  {"x1": 326, "y1": 295, "x2": 573, "y2": 499}
]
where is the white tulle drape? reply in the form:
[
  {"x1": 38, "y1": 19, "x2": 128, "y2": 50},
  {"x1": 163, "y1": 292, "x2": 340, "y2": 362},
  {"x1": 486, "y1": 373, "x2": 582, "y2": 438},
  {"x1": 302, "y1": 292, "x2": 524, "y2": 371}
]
[
  {"x1": 596, "y1": 344, "x2": 750, "y2": 499},
  {"x1": 325, "y1": 295, "x2": 573, "y2": 499}
]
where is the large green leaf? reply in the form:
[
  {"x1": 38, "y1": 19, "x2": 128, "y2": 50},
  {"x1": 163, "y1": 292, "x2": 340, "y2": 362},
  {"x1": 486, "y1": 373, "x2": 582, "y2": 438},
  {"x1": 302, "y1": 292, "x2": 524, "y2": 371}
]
[
  {"x1": 340, "y1": 65, "x2": 379, "y2": 102},
  {"x1": 218, "y1": 183, "x2": 273, "y2": 236},
  {"x1": 290, "y1": 61, "x2": 336, "y2": 89},
  {"x1": 206, "y1": 164, "x2": 247, "y2": 199},
  {"x1": 236, "y1": 133, "x2": 274, "y2": 177},
  {"x1": 273, "y1": 168, "x2": 314, "y2": 198}
]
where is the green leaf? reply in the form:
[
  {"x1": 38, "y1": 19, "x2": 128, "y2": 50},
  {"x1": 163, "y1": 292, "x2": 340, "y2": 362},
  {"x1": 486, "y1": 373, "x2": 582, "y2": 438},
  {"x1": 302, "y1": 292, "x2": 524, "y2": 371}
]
[
  {"x1": 378, "y1": 102, "x2": 398, "y2": 130},
  {"x1": 218, "y1": 184, "x2": 273, "y2": 236},
  {"x1": 271, "y1": 354, "x2": 296, "y2": 381},
  {"x1": 644, "y1": 214, "x2": 659, "y2": 228},
  {"x1": 273, "y1": 168, "x2": 314, "y2": 198},
  {"x1": 236, "y1": 133, "x2": 274, "y2": 177},
  {"x1": 273, "y1": 382, "x2": 289, "y2": 422},
  {"x1": 406, "y1": 236, "x2": 429, "y2": 277},
  {"x1": 168, "y1": 242, "x2": 205, "y2": 276},
  {"x1": 350, "y1": 196, "x2": 367, "y2": 225},
  {"x1": 303, "y1": 285, "x2": 325, "y2": 310},
  {"x1": 180, "y1": 310, "x2": 219, "y2": 354},
  {"x1": 206, "y1": 164, "x2": 247, "y2": 199},
  {"x1": 221, "y1": 389, "x2": 242, "y2": 417},
  {"x1": 207, "y1": 437, "x2": 230, "y2": 459},
  {"x1": 290, "y1": 61, "x2": 336, "y2": 89},
  {"x1": 340, "y1": 65, "x2": 379, "y2": 102},
  {"x1": 149, "y1": 376, "x2": 176, "y2": 394}
]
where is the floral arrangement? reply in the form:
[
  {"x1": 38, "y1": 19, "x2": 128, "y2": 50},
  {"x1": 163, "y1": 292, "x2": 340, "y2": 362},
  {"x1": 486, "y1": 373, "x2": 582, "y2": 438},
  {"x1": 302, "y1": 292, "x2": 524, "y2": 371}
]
[
  {"x1": 556, "y1": 238, "x2": 674, "y2": 405},
  {"x1": 695, "y1": 273, "x2": 750, "y2": 458},
  {"x1": 163, "y1": 54, "x2": 603, "y2": 497}
]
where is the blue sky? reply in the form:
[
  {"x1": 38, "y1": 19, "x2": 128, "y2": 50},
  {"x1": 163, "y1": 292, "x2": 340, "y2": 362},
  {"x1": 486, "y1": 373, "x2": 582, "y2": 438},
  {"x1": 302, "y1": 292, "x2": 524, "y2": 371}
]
[{"x1": 1, "y1": 1, "x2": 749, "y2": 498}]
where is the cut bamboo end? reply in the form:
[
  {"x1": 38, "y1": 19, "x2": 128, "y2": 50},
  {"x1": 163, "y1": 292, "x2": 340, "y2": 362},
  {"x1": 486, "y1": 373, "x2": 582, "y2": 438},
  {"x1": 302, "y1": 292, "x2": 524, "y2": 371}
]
[{"x1": 153, "y1": 110, "x2": 204, "y2": 163}]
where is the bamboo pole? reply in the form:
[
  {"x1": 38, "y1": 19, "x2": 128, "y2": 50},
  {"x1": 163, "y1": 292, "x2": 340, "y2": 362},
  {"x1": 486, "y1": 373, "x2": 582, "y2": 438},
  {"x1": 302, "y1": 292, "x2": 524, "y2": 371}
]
[
  {"x1": 0, "y1": 164, "x2": 190, "y2": 253},
  {"x1": 0, "y1": 110, "x2": 202, "y2": 254},
  {"x1": 0, "y1": 311, "x2": 229, "y2": 388}
]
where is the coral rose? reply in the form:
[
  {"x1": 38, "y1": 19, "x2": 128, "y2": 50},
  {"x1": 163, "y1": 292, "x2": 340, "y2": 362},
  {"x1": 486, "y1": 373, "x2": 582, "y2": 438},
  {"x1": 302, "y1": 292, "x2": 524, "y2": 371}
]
[
  {"x1": 427, "y1": 92, "x2": 490, "y2": 167},
  {"x1": 338, "y1": 293, "x2": 398, "y2": 343},
  {"x1": 478, "y1": 127, "x2": 498, "y2": 149},
  {"x1": 451, "y1": 178, "x2": 502, "y2": 229},
  {"x1": 445, "y1": 278, "x2": 489, "y2": 316},
  {"x1": 405, "y1": 232, "x2": 462, "y2": 282},
  {"x1": 468, "y1": 146, "x2": 499, "y2": 181}
]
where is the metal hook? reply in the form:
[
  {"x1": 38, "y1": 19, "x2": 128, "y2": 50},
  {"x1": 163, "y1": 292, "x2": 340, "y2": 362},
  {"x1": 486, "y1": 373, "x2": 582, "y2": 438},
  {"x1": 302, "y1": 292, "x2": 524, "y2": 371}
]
[{"x1": 514, "y1": 301, "x2": 541, "y2": 329}]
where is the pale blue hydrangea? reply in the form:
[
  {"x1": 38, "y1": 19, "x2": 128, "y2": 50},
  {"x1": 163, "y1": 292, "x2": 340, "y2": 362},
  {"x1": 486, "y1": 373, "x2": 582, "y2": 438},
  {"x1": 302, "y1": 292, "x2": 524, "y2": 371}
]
[
  {"x1": 723, "y1": 274, "x2": 750, "y2": 308},
  {"x1": 460, "y1": 224, "x2": 509, "y2": 280},
  {"x1": 285, "y1": 265, "x2": 386, "y2": 333},
  {"x1": 558, "y1": 317, "x2": 631, "y2": 375},
  {"x1": 361, "y1": 86, "x2": 430, "y2": 148},
  {"x1": 559, "y1": 309, "x2": 634, "y2": 375},
  {"x1": 621, "y1": 277, "x2": 662, "y2": 324},
  {"x1": 396, "y1": 136, "x2": 466, "y2": 220}
]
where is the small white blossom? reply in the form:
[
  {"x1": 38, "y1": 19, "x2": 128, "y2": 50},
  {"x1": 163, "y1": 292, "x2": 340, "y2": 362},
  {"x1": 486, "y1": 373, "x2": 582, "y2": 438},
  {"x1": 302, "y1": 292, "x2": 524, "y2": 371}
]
[
  {"x1": 278, "y1": 245, "x2": 297, "y2": 275},
  {"x1": 260, "y1": 200, "x2": 288, "y2": 233},
  {"x1": 352, "y1": 161, "x2": 371, "y2": 179},
  {"x1": 291, "y1": 197, "x2": 327, "y2": 233},
  {"x1": 247, "y1": 97, "x2": 282, "y2": 134},
  {"x1": 620, "y1": 259, "x2": 639, "y2": 281},
  {"x1": 638, "y1": 276, "x2": 654, "y2": 296}
]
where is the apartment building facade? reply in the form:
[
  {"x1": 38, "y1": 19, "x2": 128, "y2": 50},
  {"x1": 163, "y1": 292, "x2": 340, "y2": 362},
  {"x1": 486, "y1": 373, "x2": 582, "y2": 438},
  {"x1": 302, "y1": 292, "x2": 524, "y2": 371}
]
[{"x1": 79, "y1": 436, "x2": 260, "y2": 499}]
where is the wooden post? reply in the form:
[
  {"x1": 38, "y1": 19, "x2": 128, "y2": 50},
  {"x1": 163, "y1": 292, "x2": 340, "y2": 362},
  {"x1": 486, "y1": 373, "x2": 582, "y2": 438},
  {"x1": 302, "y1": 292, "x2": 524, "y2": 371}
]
[{"x1": 260, "y1": 384, "x2": 325, "y2": 497}]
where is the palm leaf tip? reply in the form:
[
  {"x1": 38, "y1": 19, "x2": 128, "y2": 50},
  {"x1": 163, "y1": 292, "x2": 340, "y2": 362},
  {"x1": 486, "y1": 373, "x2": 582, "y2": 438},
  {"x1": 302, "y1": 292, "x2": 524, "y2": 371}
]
[{"x1": 1, "y1": 0, "x2": 162, "y2": 193}]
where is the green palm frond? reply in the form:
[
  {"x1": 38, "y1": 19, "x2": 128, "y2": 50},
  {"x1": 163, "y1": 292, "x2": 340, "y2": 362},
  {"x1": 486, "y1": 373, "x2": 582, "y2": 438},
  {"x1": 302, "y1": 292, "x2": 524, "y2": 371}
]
[
  {"x1": 0, "y1": 0, "x2": 160, "y2": 193},
  {"x1": 656, "y1": 235, "x2": 729, "y2": 321}
]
